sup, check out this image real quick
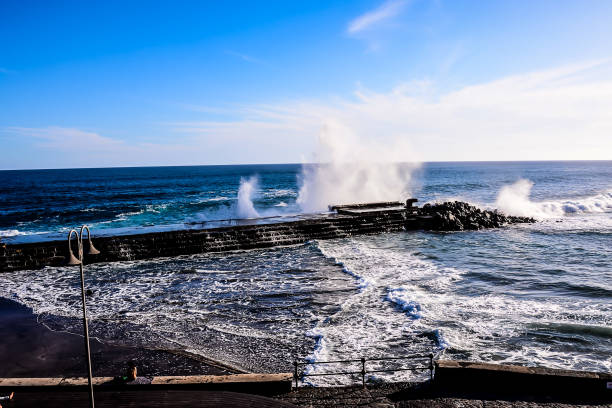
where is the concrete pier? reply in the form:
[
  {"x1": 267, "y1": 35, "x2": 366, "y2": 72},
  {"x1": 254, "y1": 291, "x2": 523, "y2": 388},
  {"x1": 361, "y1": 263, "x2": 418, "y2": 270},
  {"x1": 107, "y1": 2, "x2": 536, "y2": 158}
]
[
  {"x1": 0, "y1": 199, "x2": 534, "y2": 272},
  {"x1": 0, "y1": 202, "x2": 418, "y2": 272}
]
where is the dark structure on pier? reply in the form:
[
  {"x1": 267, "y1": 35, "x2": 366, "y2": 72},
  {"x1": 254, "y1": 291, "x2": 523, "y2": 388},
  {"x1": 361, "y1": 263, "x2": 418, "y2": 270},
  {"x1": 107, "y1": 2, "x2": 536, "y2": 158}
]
[{"x1": 0, "y1": 200, "x2": 533, "y2": 272}]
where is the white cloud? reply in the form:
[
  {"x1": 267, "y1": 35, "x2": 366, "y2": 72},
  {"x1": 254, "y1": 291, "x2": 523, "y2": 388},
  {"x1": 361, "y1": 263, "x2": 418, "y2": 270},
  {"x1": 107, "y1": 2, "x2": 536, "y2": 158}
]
[
  {"x1": 347, "y1": 0, "x2": 408, "y2": 34},
  {"x1": 4, "y1": 60, "x2": 611, "y2": 169},
  {"x1": 174, "y1": 60, "x2": 612, "y2": 162},
  {"x1": 225, "y1": 50, "x2": 266, "y2": 65},
  {"x1": 7, "y1": 126, "x2": 126, "y2": 151}
]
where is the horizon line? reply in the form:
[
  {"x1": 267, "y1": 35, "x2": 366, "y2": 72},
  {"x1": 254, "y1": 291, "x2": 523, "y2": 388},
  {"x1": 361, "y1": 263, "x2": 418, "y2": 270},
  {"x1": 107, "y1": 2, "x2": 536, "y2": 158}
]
[{"x1": 1, "y1": 159, "x2": 610, "y2": 172}]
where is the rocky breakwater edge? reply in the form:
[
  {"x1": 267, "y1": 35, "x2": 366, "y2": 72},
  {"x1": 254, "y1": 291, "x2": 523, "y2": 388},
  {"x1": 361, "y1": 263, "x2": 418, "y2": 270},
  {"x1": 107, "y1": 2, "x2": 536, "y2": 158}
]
[{"x1": 420, "y1": 201, "x2": 536, "y2": 231}]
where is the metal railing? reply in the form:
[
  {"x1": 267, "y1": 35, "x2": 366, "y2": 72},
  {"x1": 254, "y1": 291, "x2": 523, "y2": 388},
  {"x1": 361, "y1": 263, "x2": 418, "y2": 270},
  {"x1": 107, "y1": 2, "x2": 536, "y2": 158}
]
[{"x1": 292, "y1": 353, "x2": 434, "y2": 389}]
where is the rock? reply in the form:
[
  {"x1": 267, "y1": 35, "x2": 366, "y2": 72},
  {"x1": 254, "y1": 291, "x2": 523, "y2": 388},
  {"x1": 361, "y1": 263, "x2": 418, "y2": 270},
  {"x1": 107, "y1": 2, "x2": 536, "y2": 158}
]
[{"x1": 419, "y1": 201, "x2": 535, "y2": 232}]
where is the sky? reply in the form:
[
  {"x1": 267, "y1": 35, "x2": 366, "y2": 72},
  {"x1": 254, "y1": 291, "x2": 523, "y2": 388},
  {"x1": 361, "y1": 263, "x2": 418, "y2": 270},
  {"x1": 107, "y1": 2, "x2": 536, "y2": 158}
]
[{"x1": 1, "y1": 0, "x2": 611, "y2": 169}]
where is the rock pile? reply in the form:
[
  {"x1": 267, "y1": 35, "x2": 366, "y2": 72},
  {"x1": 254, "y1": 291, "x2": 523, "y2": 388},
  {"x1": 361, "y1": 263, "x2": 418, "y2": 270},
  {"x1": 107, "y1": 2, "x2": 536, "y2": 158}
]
[{"x1": 420, "y1": 201, "x2": 535, "y2": 231}]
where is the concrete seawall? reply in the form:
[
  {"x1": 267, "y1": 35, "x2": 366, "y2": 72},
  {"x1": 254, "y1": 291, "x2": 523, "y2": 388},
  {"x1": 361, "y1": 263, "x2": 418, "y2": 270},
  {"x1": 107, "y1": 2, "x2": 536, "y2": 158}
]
[
  {"x1": 0, "y1": 199, "x2": 535, "y2": 273},
  {"x1": 0, "y1": 205, "x2": 419, "y2": 272},
  {"x1": 433, "y1": 360, "x2": 611, "y2": 400}
]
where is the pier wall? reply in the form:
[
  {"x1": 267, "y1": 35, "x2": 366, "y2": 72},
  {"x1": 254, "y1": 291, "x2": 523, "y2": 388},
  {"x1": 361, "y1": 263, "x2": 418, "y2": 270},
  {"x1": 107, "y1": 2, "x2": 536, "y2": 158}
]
[{"x1": 0, "y1": 210, "x2": 417, "y2": 272}]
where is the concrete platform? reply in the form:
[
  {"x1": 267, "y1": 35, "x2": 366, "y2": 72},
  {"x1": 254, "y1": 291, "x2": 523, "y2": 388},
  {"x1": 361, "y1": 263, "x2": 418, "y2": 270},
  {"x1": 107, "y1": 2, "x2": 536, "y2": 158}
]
[
  {"x1": 0, "y1": 373, "x2": 293, "y2": 394},
  {"x1": 2, "y1": 389, "x2": 298, "y2": 408},
  {"x1": 433, "y1": 360, "x2": 611, "y2": 401}
]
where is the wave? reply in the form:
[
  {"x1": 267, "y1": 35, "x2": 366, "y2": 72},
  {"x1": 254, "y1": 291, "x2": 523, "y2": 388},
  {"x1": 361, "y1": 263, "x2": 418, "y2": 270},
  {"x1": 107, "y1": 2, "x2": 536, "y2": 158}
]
[
  {"x1": 495, "y1": 179, "x2": 612, "y2": 218},
  {"x1": 385, "y1": 288, "x2": 422, "y2": 319},
  {"x1": 262, "y1": 189, "x2": 297, "y2": 198},
  {"x1": 0, "y1": 229, "x2": 22, "y2": 237}
]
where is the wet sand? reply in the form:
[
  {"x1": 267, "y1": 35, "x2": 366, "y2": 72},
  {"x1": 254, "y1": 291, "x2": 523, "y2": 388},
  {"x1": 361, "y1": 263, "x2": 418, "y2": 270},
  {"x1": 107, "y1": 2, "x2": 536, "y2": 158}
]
[{"x1": 0, "y1": 298, "x2": 233, "y2": 378}]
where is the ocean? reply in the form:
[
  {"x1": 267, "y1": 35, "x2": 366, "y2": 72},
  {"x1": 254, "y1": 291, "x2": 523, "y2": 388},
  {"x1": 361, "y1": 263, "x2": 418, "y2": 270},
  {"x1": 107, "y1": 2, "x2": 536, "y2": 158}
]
[{"x1": 0, "y1": 161, "x2": 610, "y2": 383}]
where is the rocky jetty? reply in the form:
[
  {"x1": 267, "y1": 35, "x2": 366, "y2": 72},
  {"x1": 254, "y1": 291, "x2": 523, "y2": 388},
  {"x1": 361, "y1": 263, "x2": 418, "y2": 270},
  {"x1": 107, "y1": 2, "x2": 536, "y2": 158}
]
[{"x1": 420, "y1": 201, "x2": 535, "y2": 231}]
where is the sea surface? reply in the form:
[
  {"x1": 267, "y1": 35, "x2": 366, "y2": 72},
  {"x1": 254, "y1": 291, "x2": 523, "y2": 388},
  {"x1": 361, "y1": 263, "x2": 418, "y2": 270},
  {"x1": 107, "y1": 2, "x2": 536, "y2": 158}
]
[{"x1": 0, "y1": 161, "x2": 610, "y2": 383}]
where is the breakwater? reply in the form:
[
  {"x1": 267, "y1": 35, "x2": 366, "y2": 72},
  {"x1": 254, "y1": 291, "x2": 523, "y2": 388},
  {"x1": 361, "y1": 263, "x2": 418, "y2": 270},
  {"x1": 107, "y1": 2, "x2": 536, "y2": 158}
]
[{"x1": 0, "y1": 200, "x2": 534, "y2": 272}]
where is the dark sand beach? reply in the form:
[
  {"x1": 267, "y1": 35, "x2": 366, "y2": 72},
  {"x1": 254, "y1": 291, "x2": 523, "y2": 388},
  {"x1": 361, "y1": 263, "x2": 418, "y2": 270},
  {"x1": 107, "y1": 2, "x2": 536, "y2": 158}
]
[{"x1": 0, "y1": 298, "x2": 232, "y2": 378}]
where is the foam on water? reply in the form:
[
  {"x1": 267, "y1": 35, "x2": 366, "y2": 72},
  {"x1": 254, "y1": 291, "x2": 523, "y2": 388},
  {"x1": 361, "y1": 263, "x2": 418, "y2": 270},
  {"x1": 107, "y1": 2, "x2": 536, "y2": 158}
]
[
  {"x1": 0, "y1": 229, "x2": 22, "y2": 237},
  {"x1": 0, "y1": 244, "x2": 356, "y2": 373},
  {"x1": 303, "y1": 227, "x2": 611, "y2": 383}
]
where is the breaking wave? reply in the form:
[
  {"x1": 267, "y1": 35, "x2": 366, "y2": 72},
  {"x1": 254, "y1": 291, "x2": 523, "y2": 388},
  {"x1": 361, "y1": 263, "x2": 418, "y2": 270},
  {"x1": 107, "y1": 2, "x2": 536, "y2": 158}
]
[{"x1": 496, "y1": 179, "x2": 612, "y2": 218}]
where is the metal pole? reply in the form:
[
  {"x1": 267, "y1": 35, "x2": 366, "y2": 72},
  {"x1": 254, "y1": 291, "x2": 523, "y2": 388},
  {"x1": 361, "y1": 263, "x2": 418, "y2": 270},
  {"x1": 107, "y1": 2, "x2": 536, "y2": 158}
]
[
  {"x1": 293, "y1": 361, "x2": 298, "y2": 389},
  {"x1": 79, "y1": 236, "x2": 95, "y2": 408},
  {"x1": 361, "y1": 357, "x2": 366, "y2": 388},
  {"x1": 429, "y1": 353, "x2": 434, "y2": 381}
]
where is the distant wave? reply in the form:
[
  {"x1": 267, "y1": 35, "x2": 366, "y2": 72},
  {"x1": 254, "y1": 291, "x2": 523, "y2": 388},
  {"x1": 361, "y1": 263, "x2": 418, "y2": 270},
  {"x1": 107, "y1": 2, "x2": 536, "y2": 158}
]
[
  {"x1": 0, "y1": 229, "x2": 21, "y2": 237},
  {"x1": 263, "y1": 189, "x2": 297, "y2": 198},
  {"x1": 496, "y1": 179, "x2": 612, "y2": 218}
]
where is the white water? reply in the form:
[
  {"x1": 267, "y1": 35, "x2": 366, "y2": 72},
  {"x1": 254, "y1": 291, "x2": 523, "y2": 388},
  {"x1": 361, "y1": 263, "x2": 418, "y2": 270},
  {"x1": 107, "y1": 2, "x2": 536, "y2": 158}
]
[
  {"x1": 303, "y1": 234, "x2": 612, "y2": 385},
  {"x1": 236, "y1": 176, "x2": 260, "y2": 218},
  {"x1": 297, "y1": 120, "x2": 420, "y2": 213},
  {"x1": 496, "y1": 179, "x2": 612, "y2": 218}
]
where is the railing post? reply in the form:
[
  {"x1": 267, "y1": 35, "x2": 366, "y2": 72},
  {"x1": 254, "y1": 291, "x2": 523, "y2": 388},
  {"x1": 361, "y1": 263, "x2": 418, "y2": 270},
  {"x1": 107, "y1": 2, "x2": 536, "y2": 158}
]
[
  {"x1": 293, "y1": 361, "x2": 298, "y2": 389},
  {"x1": 361, "y1": 357, "x2": 366, "y2": 388},
  {"x1": 429, "y1": 353, "x2": 434, "y2": 380}
]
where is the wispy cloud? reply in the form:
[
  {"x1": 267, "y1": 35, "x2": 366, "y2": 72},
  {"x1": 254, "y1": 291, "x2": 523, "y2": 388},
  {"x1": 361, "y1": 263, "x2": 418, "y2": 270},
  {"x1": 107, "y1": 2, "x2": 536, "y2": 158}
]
[
  {"x1": 347, "y1": 0, "x2": 408, "y2": 34},
  {"x1": 171, "y1": 60, "x2": 612, "y2": 162},
  {"x1": 5, "y1": 127, "x2": 126, "y2": 151},
  {"x1": 4, "y1": 60, "x2": 611, "y2": 169},
  {"x1": 225, "y1": 50, "x2": 266, "y2": 65}
]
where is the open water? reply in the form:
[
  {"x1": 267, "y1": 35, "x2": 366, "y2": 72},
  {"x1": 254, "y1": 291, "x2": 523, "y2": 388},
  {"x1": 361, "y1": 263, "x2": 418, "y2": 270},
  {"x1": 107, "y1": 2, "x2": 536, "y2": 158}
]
[{"x1": 0, "y1": 161, "x2": 610, "y2": 383}]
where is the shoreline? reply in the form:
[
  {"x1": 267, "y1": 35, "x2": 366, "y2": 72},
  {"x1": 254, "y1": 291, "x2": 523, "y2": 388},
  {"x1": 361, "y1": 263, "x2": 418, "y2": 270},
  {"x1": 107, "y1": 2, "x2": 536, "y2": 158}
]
[{"x1": 0, "y1": 297, "x2": 234, "y2": 378}]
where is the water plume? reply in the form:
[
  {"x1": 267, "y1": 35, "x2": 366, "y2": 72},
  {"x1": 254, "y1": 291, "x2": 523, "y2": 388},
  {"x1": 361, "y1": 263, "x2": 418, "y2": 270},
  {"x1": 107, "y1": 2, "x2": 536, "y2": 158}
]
[
  {"x1": 495, "y1": 179, "x2": 612, "y2": 218},
  {"x1": 236, "y1": 176, "x2": 259, "y2": 218},
  {"x1": 297, "y1": 120, "x2": 420, "y2": 213}
]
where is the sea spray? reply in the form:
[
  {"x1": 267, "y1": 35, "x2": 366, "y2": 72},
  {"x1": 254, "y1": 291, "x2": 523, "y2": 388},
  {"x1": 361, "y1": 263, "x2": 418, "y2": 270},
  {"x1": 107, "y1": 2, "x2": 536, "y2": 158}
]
[
  {"x1": 496, "y1": 179, "x2": 612, "y2": 218},
  {"x1": 495, "y1": 179, "x2": 551, "y2": 218},
  {"x1": 236, "y1": 176, "x2": 259, "y2": 218},
  {"x1": 297, "y1": 120, "x2": 420, "y2": 213}
]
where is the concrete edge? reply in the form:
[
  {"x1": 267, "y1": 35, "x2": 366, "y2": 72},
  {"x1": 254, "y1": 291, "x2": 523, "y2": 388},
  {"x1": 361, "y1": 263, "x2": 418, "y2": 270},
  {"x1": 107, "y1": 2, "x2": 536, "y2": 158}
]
[
  {"x1": 0, "y1": 373, "x2": 293, "y2": 388},
  {"x1": 436, "y1": 360, "x2": 611, "y2": 380}
]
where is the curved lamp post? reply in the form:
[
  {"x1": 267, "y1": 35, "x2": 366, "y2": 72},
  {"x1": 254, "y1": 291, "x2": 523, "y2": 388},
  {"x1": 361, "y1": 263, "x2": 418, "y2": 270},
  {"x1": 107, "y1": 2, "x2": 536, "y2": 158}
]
[{"x1": 67, "y1": 226, "x2": 100, "y2": 408}]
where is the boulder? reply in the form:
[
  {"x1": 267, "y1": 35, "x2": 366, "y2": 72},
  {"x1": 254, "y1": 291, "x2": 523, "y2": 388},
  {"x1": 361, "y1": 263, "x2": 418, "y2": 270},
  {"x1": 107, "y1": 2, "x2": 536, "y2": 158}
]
[{"x1": 420, "y1": 201, "x2": 535, "y2": 232}]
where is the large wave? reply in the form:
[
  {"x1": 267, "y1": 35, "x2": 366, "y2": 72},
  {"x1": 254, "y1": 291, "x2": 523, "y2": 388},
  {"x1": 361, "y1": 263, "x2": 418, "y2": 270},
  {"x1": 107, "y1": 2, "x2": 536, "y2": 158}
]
[
  {"x1": 495, "y1": 179, "x2": 612, "y2": 218},
  {"x1": 297, "y1": 120, "x2": 420, "y2": 213}
]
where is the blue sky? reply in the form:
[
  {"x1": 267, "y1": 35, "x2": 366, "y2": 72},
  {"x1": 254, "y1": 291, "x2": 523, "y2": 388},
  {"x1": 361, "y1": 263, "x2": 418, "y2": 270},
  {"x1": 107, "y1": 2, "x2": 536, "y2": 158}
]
[{"x1": 1, "y1": 0, "x2": 611, "y2": 169}]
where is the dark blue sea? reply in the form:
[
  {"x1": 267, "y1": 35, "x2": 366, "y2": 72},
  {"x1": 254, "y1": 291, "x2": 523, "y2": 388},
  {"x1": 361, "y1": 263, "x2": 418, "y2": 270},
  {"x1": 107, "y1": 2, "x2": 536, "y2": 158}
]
[{"x1": 0, "y1": 161, "x2": 610, "y2": 382}]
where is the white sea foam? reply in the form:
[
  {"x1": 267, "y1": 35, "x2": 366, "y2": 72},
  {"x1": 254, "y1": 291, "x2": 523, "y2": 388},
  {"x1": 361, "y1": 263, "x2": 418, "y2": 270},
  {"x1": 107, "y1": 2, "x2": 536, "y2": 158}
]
[
  {"x1": 0, "y1": 245, "x2": 353, "y2": 373},
  {"x1": 0, "y1": 229, "x2": 21, "y2": 237},
  {"x1": 496, "y1": 179, "x2": 612, "y2": 218},
  {"x1": 207, "y1": 196, "x2": 231, "y2": 202},
  {"x1": 80, "y1": 208, "x2": 103, "y2": 212},
  {"x1": 304, "y1": 235, "x2": 612, "y2": 384},
  {"x1": 263, "y1": 189, "x2": 297, "y2": 198}
]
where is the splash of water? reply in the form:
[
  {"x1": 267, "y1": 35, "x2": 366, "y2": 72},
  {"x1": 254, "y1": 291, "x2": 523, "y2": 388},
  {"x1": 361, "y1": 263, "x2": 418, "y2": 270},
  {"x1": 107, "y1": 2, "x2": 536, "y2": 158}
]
[
  {"x1": 495, "y1": 179, "x2": 612, "y2": 218},
  {"x1": 297, "y1": 120, "x2": 420, "y2": 213},
  {"x1": 236, "y1": 176, "x2": 259, "y2": 218}
]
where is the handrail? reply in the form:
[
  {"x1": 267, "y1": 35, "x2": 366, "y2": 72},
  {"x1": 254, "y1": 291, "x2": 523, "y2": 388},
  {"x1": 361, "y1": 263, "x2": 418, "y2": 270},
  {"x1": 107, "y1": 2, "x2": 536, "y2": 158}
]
[{"x1": 292, "y1": 353, "x2": 435, "y2": 389}]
